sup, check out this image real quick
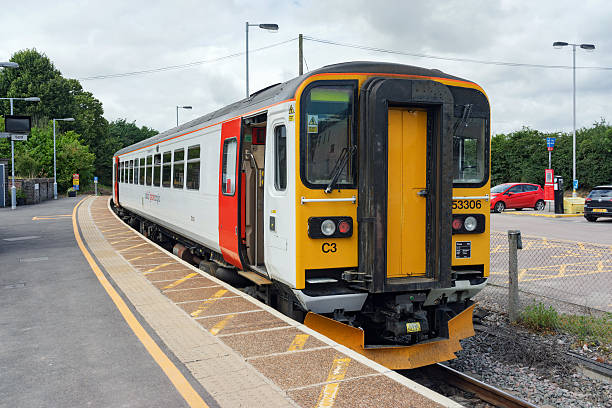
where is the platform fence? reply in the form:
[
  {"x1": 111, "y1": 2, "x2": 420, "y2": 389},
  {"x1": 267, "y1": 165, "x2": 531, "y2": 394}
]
[{"x1": 475, "y1": 231, "x2": 611, "y2": 325}]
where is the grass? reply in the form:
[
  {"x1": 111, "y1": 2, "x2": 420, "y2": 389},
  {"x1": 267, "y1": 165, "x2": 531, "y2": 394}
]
[{"x1": 520, "y1": 302, "x2": 612, "y2": 347}]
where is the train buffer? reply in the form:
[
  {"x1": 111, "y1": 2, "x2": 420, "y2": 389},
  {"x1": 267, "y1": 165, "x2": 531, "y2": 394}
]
[{"x1": 75, "y1": 195, "x2": 461, "y2": 407}]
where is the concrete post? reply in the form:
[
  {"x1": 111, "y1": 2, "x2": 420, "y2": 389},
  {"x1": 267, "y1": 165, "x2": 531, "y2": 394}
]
[{"x1": 508, "y1": 230, "x2": 521, "y2": 322}]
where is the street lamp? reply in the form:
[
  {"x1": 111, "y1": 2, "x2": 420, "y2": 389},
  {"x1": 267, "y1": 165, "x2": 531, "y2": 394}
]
[
  {"x1": 0, "y1": 96, "x2": 41, "y2": 210},
  {"x1": 176, "y1": 105, "x2": 192, "y2": 127},
  {"x1": 245, "y1": 22, "x2": 279, "y2": 97},
  {"x1": 553, "y1": 41, "x2": 595, "y2": 197},
  {"x1": 52, "y1": 117, "x2": 75, "y2": 200}
]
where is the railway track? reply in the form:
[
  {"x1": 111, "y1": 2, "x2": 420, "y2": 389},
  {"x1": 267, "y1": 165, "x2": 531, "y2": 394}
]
[{"x1": 403, "y1": 363, "x2": 539, "y2": 408}]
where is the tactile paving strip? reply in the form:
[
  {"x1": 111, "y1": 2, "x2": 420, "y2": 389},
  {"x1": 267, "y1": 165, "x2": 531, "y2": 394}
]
[{"x1": 79, "y1": 196, "x2": 460, "y2": 408}]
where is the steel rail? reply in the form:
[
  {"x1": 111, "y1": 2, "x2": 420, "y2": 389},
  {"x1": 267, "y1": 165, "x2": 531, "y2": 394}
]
[{"x1": 429, "y1": 363, "x2": 538, "y2": 408}]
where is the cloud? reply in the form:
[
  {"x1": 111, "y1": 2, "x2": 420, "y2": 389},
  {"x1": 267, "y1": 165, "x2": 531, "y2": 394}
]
[{"x1": 1, "y1": 0, "x2": 610, "y2": 135}]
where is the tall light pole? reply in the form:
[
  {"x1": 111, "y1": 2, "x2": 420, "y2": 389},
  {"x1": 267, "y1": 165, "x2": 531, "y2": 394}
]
[
  {"x1": 176, "y1": 105, "x2": 192, "y2": 127},
  {"x1": 52, "y1": 117, "x2": 75, "y2": 199},
  {"x1": 0, "y1": 96, "x2": 40, "y2": 209},
  {"x1": 245, "y1": 22, "x2": 279, "y2": 97},
  {"x1": 553, "y1": 41, "x2": 595, "y2": 197}
]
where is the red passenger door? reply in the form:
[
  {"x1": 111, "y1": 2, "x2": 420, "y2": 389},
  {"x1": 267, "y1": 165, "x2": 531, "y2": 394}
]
[{"x1": 218, "y1": 118, "x2": 243, "y2": 269}]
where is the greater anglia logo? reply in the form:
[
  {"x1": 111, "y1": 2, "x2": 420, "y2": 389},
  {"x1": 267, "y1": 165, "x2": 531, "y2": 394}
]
[{"x1": 145, "y1": 193, "x2": 160, "y2": 203}]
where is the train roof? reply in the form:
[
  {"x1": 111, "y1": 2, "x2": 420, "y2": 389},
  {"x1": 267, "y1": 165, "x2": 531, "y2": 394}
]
[{"x1": 114, "y1": 61, "x2": 468, "y2": 156}]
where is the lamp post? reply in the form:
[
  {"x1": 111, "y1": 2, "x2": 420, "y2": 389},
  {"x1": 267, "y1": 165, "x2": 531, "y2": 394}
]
[
  {"x1": 553, "y1": 41, "x2": 595, "y2": 197},
  {"x1": 176, "y1": 105, "x2": 192, "y2": 127},
  {"x1": 52, "y1": 118, "x2": 75, "y2": 199},
  {"x1": 245, "y1": 22, "x2": 279, "y2": 97},
  {"x1": 0, "y1": 96, "x2": 40, "y2": 209}
]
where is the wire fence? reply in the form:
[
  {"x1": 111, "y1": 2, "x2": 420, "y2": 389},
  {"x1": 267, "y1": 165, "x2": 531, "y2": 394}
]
[{"x1": 476, "y1": 231, "x2": 612, "y2": 317}]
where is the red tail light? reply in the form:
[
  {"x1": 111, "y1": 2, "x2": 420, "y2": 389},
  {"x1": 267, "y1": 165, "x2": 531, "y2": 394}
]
[
  {"x1": 338, "y1": 220, "x2": 351, "y2": 234},
  {"x1": 452, "y1": 218, "x2": 463, "y2": 231},
  {"x1": 586, "y1": 198, "x2": 591, "y2": 202}
]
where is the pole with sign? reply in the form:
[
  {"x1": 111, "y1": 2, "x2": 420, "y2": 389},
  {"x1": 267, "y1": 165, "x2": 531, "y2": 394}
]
[
  {"x1": 546, "y1": 137, "x2": 556, "y2": 168},
  {"x1": 94, "y1": 176, "x2": 98, "y2": 196},
  {"x1": 73, "y1": 173, "x2": 79, "y2": 196}
]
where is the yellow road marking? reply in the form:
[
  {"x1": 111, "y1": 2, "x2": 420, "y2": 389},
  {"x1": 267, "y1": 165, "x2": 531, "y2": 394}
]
[
  {"x1": 163, "y1": 273, "x2": 199, "y2": 290},
  {"x1": 118, "y1": 242, "x2": 147, "y2": 252},
  {"x1": 32, "y1": 214, "x2": 72, "y2": 220},
  {"x1": 146, "y1": 263, "x2": 175, "y2": 273},
  {"x1": 110, "y1": 237, "x2": 139, "y2": 245},
  {"x1": 190, "y1": 290, "x2": 228, "y2": 317},
  {"x1": 315, "y1": 357, "x2": 351, "y2": 408},
  {"x1": 209, "y1": 314, "x2": 235, "y2": 335},
  {"x1": 127, "y1": 255, "x2": 145, "y2": 262},
  {"x1": 287, "y1": 334, "x2": 310, "y2": 351},
  {"x1": 72, "y1": 197, "x2": 209, "y2": 408},
  {"x1": 106, "y1": 231, "x2": 133, "y2": 238}
]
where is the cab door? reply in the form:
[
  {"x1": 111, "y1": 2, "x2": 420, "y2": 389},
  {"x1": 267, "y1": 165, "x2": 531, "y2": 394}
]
[
  {"x1": 218, "y1": 118, "x2": 243, "y2": 269},
  {"x1": 386, "y1": 108, "x2": 428, "y2": 277}
]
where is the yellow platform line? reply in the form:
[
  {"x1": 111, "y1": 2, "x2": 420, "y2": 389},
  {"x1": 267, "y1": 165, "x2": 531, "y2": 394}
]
[
  {"x1": 209, "y1": 314, "x2": 235, "y2": 336},
  {"x1": 163, "y1": 273, "x2": 199, "y2": 290},
  {"x1": 315, "y1": 356, "x2": 351, "y2": 408},
  {"x1": 287, "y1": 334, "x2": 310, "y2": 351},
  {"x1": 73, "y1": 197, "x2": 208, "y2": 408},
  {"x1": 190, "y1": 290, "x2": 228, "y2": 317},
  {"x1": 146, "y1": 263, "x2": 175, "y2": 273},
  {"x1": 118, "y1": 242, "x2": 148, "y2": 252}
]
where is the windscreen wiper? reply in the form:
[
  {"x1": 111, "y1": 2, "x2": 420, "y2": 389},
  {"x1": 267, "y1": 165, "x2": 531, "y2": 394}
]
[
  {"x1": 452, "y1": 104, "x2": 473, "y2": 136},
  {"x1": 325, "y1": 145, "x2": 356, "y2": 194}
]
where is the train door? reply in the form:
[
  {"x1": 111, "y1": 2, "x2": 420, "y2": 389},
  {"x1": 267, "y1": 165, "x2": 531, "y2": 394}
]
[
  {"x1": 386, "y1": 108, "x2": 428, "y2": 278},
  {"x1": 219, "y1": 118, "x2": 243, "y2": 269},
  {"x1": 263, "y1": 114, "x2": 290, "y2": 280},
  {"x1": 241, "y1": 113, "x2": 267, "y2": 271},
  {"x1": 114, "y1": 156, "x2": 119, "y2": 205}
]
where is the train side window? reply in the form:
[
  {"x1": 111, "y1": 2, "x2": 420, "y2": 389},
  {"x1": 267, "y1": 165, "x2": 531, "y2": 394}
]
[
  {"x1": 222, "y1": 138, "x2": 237, "y2": 195},
  {"x1": 274, "y1": 125, "x2": 287, "y2": 191},
  {"x1": 153, "y1": 154, "x2": 161, "y2": 187},
  {"x1": 173, "y1": 149, "x2": 185, "y2": 189},
  {"x1": 134, "y1": 160, "x2": 139, "y2": 184},
  {"x1": 186, "y1": 145, "x2": 200, "y2": 190},
  {"x1": 118, "y1": 162, "x2": 122, "y2": 183},
  {"x1": 146, "y1": 155, "x2": 153, "y2": 185},
  {"x1": 121, "y1": 161, "x2": 125, "y2": 183},
  {"x1": 139, "y1": 158, "x2": 145, "y2": 184},
  {"x1": 162, "y1": 151, "x2": 171, "y2": 188},
  {"x1": 129, "y1": 160, "x2": 134, "y2": 184}
]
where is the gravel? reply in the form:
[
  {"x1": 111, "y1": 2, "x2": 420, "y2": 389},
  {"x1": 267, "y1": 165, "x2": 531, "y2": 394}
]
[{"x1": 444, "y1": 307, "x2": 612, "y2": 408}]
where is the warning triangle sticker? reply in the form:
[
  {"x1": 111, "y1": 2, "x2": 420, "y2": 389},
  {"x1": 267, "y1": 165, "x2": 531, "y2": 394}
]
[
  {"x1": 309, "y1": 117, "x2": 317, "y2": 125},
  {"x1": 288, "y1": 105, "x2": 294, "y2": 114}
]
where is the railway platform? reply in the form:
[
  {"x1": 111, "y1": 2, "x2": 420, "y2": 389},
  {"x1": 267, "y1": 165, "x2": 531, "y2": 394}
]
[{"x1": 1, "y1": 195, "x2": 461, "y2": 407}]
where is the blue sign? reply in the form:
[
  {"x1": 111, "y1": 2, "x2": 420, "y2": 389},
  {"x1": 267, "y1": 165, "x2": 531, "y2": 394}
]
[
  {"x1": 573, "y1": 179, "x2": 578, "y2": 190},
  {"x1": 74, "y1": 185, "x2": 79, "y2": 191},
  {"x1": 94, "y1": 176, "x2": 98, "y2": 182},
  {"x1": 546, "y1": 137, "x2": 556, "y2": 148}
]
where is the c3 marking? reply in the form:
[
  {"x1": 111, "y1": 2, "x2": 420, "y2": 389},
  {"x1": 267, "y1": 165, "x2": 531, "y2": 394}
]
[{"x1": 322, "y1": 242, "x2": 337, "y2": 253}]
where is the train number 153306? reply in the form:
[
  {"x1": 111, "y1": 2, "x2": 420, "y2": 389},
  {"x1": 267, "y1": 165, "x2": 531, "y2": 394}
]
[{"x1": 452, "y1": 200, "x2": 482, "y2": 210}]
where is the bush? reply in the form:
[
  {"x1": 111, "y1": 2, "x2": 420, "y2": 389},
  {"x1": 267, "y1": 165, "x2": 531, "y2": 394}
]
[{"x1": 520, "y1": 302, "x2": 559, "y2": 331}]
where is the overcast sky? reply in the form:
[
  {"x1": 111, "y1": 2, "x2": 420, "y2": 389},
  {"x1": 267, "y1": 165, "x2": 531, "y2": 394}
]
[{"x1": 1, "y1": 0, "x2": 610, "y2": 136}]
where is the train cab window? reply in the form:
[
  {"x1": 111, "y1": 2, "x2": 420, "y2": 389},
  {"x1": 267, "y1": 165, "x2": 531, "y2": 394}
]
[
  {"x1": 129, "y1": 160, "x2": 134, "y2": 183},
  {"x1": 139, "y1": 158, "x2": 145, "y2": 184},
  {"x1": 451, "y1": 87, "x2": 489, "y2": 187},
  {"x1": 162, "y1": 151, "x2": 171, "y2": 188},
  {"x1": 173, "y1": 149, "x2": 185, "y2": 189},
  {"x1": 146, "y1": 155, "x2": 153, "y2": 185},
  {"x1": 153, "y1": 154, "x2": 161, "y2": 187},
  {"x1": 186, "y1": 145, "x2": 200, "y2": 190},
  {"x1": 301, "y1": 83, "x2": 357, "y2": 189},
  {"x1": 274, "y1": 125, "x2": 287, "y2": 191},
  {"x1": 222, "y1": 138, "x2": 237, "y2": 195}
]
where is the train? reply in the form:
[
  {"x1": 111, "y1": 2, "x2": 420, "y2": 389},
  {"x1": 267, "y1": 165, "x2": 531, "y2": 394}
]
[{"x1": 112, "y1": 61, "x2": 490, "y2": 369}]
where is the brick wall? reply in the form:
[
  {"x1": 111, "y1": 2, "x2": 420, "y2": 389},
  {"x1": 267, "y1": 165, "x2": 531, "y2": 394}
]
[{"x1": 11, "y1": 178, "x2": 55, "y2": 205}]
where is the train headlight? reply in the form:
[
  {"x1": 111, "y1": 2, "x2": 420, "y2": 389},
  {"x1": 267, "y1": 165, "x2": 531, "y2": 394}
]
[
  {"x1": 321, "y1": 219, "x2": 336, "y2": 236},
  {"x1": 464, "y1": 216, "x2": 477, "y2": 232}
]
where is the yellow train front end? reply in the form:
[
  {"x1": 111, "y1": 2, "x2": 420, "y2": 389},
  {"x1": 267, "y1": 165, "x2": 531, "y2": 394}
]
[{"x1": 290, "y1": 63, "x2": 490, "y2": 369}]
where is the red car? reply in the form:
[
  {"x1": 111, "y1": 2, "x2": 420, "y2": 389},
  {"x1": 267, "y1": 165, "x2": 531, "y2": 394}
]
[{"x1": 490, "y1": 183, "x2": 545, "y2": 213}]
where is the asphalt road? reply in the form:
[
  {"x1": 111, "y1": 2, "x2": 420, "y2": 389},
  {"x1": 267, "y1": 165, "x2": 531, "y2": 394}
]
[
  {"x1": 0, "y1": 197, "x2": 189, "y2": 407},
  {"x1": 491, "y1": 210, "x2": 612, "y2": 245}
]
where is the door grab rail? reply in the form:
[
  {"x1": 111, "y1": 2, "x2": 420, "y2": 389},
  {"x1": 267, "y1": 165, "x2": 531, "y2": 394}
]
[
  {"x1": 301, "y1": 196, "x2": 357, "y2": 204},
  {"x1": 452, "y1": 195, "x2": 489, "y2": 201}
]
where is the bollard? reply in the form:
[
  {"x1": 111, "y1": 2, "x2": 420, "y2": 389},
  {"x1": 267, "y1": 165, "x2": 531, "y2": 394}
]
[{"x1": 508, "y1": 230, "x2": 522, "y2": 322}]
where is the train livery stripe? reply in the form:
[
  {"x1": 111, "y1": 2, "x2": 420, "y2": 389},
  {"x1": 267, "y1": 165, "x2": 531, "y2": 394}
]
[{"x1": 72, "y1": 197, "x2": 209, "y2": 408}]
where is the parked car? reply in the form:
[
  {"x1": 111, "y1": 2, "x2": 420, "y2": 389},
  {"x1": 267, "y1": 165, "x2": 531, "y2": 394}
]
[
  {"x1": 584, "y1": 185, "x2": 612, "y2": 222},
  {"x1": 490, "y1": 183, "x2": 545, "y2": 213}
]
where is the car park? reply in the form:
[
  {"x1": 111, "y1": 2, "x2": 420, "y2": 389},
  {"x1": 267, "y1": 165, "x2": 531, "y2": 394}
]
[
  {"x1": 490, "y1": 183, "x2": 545, "y2": 213},
  {"x1": 584, "y1": 185, "x2": 612, "y2": 222}
]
